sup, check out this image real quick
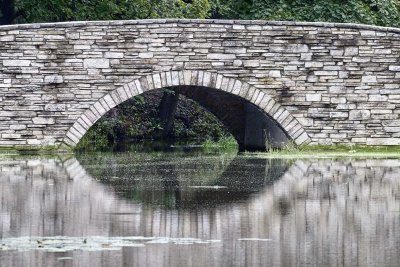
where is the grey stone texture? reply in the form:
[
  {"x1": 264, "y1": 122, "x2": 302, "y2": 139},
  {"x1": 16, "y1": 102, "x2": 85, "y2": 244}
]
[{"x1": 0, "y1": 19, "x2": 399, "y2": 147}]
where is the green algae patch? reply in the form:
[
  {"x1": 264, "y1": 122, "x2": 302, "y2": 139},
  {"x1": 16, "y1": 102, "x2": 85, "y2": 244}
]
[
  {"x1": 0, "y1": 144, "x2": 73, "y2": 155},
  {"x1": 250, "y1": 144, "x2": 400, "y2": 159}
]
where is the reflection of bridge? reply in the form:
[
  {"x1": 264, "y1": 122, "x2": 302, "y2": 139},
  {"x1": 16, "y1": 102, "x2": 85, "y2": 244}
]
[
  {"x1": 79, "y1": 154, "x2": 288, "y2": 208},
  {"x1": 1, "y1": 20, "x2": 400, "y2": 150},
  {"x1": 1, "y1": 156, "x2": 400, "y2": 266}
]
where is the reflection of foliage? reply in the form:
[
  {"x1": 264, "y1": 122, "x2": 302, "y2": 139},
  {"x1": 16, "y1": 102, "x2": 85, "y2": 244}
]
[
  {"x1": 127, "y1": 188, "x2": 177, "y2": 209},
  {"x1": 77, "y1": 153, "x2": 290, "y2": 209}
]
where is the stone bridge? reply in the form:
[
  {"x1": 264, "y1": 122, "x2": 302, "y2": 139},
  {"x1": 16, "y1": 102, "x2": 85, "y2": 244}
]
[{"x1": 0, "y1": 19, "x2": 399, "y2": 150}]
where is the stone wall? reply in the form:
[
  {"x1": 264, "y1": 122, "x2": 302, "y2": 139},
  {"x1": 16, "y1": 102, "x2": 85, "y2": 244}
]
[{"x1": 0, "y1": 19, "x2": 399, "y2": 148}]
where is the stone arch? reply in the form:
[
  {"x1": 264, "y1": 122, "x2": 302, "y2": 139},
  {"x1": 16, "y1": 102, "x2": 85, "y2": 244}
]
[{"x1": 62, "y1": 70, "x2": 311, "y2": 148}]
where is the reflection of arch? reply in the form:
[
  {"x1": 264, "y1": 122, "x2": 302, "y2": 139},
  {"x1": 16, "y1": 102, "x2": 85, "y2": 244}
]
[
  {"x1": 79, "y1": 154, "x2": 290, "y2": 208},
  {"x1": 63, "y1": 70, "x2": 310, "y2": 148}
]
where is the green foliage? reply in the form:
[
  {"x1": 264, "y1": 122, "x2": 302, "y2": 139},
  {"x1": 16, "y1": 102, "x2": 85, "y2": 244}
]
[
  {"x1": 13, "y1": 0, "x2": 211, "y2": 23},
  {"x1": 75, "y1": 119, "x2": 116, "y2": 151},
  {"x1": 215, "y1": 0, "x2": 400, "y2": 27},
  {"x1": 76, "y1": 91, "x2": 233, "y2": 151},
  {"x1": 172, "y1": 97, "x2": 229, "y2": 140},
  {"x1": 202, "y1": 136, "x2": 238, "y2": 151},
  {"x1": 3, "y1": 0, "x2": 400, "y2": 27}
]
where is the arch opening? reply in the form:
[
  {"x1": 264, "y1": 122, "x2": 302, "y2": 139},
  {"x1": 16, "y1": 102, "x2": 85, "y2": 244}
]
[
  {"x1": 64, "y1": 71, "x2": 310, "y2": 151},
  {"x1": 176, "y1": 85, "x2": 290, "y2": 151},
  {"x1": 76, "y1": 88, "x2": 237, "y2": 151}
]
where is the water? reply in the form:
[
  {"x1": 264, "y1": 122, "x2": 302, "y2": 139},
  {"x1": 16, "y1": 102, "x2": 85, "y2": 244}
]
[{"x1": 0, "y1": 151, "x2": 400, "y2": 266}]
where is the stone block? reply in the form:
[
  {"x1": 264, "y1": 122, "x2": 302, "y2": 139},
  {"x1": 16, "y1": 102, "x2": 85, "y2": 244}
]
[
  {"x1": 331, "y1": 97, "x2": 346, "y2": 104},
  {"x1": 389, "y1": 66, "x2": 400, "y2": 71},
  {"x1": 352, "y1": 57, "x2": 370, "y2": 63},
  {"x1": 181, "y1": 42, "x2": 212, "y2": 49},
  {"x1": 351, "y1": 137, "x2": 367, "y2": 143},
  {"x1": 0, "y1": 35, "x2": 15, "y2": 41},
  {"x1": 171, "y1": 72, "x2": 180, "y2": 86},
  {"x1": 44, "y1": 75, "x2": 64, "y2": 84},
  {"x1": 232, "y1": 25, "x2": 245, "y2": 30},
  {"x1": 284, "y1": 65, "x2": 297, "y2": 71},
  {"x1": 3, "y1": 60, "x2": 31, "y2": 67},
  {"x1": 301, "y1": 53, "x2": 312, "y2": 60},
  {"x1": 152, "y1": 73, "x2": 162, "y2": 88},
  {"x1": 330, "y1": 50, "x2": 343, "y2": 57},
  {"x1": 305, "y1": 62, "x2": 323, "y2": 68},
  {"x1": 206, "y1": 54, "x2": 235, "y2": 60},
  {"x1": 103, "y1": 94, "x2": 117, "y2": 109},
  {"x1": 294, "y1": 132, "x2": 310, "y2": 145},
  {"x1": 349, "y1": 110, "x2": 370, "y2": 120},
  {"x1": 134, "y1": 38, "x2": 164, "y2": 43},
  {"x1": 375, "y1": 49, "x2": 391, "y2": 54},
  {"x1": 306, "y1": 93, "x2": 321, "y2": 102},
  {"x1": 203, "y1": 72, "x2": 212, "y2": 87},
  {"x1": 2, "y1": 133, "x2": 21, "y2": 139},
  {"x1": 83, "y1": 58, "x2": 109, "y2": 68},
  {"x1": 93, "y1": 102, "x2": 107, "y2": 116},
  {"x1": 138, "y1": 52, "x2": 154, "y2": 59},
  {"x1": 367, "y1": 138, "x2": 400, "y2": 145},
  {"x1": 105, "y1": 52, "x2": 124, "y2": 58},
  {"x1": 368, "y1": 95, "x2": 387, "y2": 101},
  {"x1": 0, "y1": 111, "x2": 35, "y2": 117},
  {"x1": 44, "y1": 35, "x2": 65, "y2": 40},
  {"x1": 384, "y1": 126, "x2": 400, "y2": 133},
  {"x1": 360, "y1": 30, "x2": 376, "y2": 36},
  {"x1": 344, "y1": 47, "x2": 358, "y2": 56},
  {"x1": 361, "y1": 75, "x2": 377, "y2": 83},
  {"x1": 74, "y1": 45, "x2": 91, "y2": 50},
  {"x1": 287, "y1": 44, "x2": 309, "y2": 53},
  {"x1": 27, "y1": 139, "x2": 42, "y2": 145},
  {"x1": 243, "y1": 60, "x2": 260, "y2": 67},
  {"x1": 10, "y1": 125, "x2": 26, "y2": 130},
  {"x1": 33, "y1": 117, "x2": 55, "y2": 125},
  {"x1": 44, "y1": 104, "x2": 66, "y2": 111},
  {"x1": 329, "y1": 111, "x2": 348, "y2": 118},
  {"x1": 269, "y1": 70, "x2": 281, "y2": 78},
  {"x1": 314, "y1": 71, "x2": 338, "y2": 76},
  {"x1": 233, "y1": 60, "x2": 242, "y2": 66},
  {"x1": 336, "y1": 104, "x2": 356, "y2": 110},
  {"x1": 297, "y1": 117, "x2": 313, "y2": 127}
]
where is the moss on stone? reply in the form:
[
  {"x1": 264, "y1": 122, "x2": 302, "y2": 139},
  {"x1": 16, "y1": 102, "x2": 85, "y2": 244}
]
[{"x1": 0, "y1": 144, "x2": 73, "y2": 155}]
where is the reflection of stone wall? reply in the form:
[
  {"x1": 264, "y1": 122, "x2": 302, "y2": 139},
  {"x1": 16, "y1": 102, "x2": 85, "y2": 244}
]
[
  {"x1": 244, "y1": 159, "x2": 400, "y2": 266},
  {"x1": 1, "y1": 157, "x2": 400, "y2": 266},
  {"x1": 0, "y1": 157, "x2": 140, "y2": 238}
]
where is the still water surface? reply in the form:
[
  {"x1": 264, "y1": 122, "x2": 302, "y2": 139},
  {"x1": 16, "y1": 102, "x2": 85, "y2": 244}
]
[{"x1": 0, "y1": 151, "x2": 400, "y2": 266}]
